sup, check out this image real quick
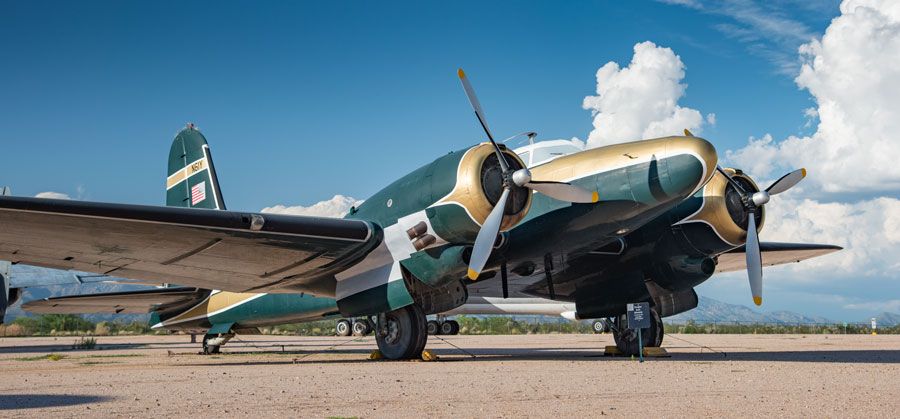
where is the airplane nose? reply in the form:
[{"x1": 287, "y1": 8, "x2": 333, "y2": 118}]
[{"x1": 660, "y1": 136, "x2": 718, "y2": 199}]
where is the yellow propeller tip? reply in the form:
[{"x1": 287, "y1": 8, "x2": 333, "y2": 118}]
[
  {"x1": 801, "y1": 168, "x2": 807, "y2": 177},
  {"x1": 457, "y1": 68, "x2": 466, "y2": 78},
  {"x1": 591, "y1": 191, "x2": 600, "y2": 203},
  {"x1": 753, "y1": 296, "x2": 762, "y2": 306},
  {"x1": 683, "y1": 129, "x2": 694, "y2": 137},
  {"x1": 467, "y1": 268, "x2": 479, "y2": 280}
]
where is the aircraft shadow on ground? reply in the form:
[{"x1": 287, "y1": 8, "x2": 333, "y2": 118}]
[
  {"x1": 175, "y1": 346, "x2": 900, "y2": 366},
  {"x1": 0, "y1": 342, "x2": 156, "y2": 354},
  {"x1": 0, "y1": 394, "x2": 110, "y2": 410}
]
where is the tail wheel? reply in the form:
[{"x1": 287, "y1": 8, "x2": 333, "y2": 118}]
[
  {"x1": 336, "y1": 319, "x2": 352, "y2": 337},
  {"x1": 592, "y1": 320, "x2": 607, "y2": 334},
  {"x1": 376, "y1": 304, "x2": 427, "y2": 360},
  {"x1": 613, "y1": 308, "x2": 663, "y2": 356},
  {"x1": 427, "y1": 320, "x2": 440, "y2": 335},
  {"x1": 202, "y1": 335, "x2": 220, "y2": 354}
]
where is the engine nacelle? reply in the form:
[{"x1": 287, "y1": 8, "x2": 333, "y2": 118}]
[
  {"x1": 671, "y1": 168, "x2": 765, "y2": 254},
  {"x1": 426, "y1": 143, "x2": 531, "y2": 244},
  {"x1": 649, "y1": 256, "x2": 716, "y2": 290}
]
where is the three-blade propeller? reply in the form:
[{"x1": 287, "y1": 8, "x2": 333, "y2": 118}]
[
  {"x1": 720, "y1": 167, "x2": 807, "y2": 305},
  {"x1": 458, "y1": 69, "x2": 599, "y2": 280}
]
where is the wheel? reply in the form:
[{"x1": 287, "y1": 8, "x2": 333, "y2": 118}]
[
  {"x1": 613, "y1": 308, "x2": 663, "y2": 356},
  {"x1": 427, "y1": 320, "x2": 440, "y2": 335},
  {"x1": 376, "y1": 304, "x2": 427, "y2": 360},
  {"x1": 592, "y1": 320, "x2": 607, "y2": 334},
  {"x1": 202, "y1": 335, "x2": 220, "y2": 354},
  {"x1": 352, "y1": 320, "x2": 371, "y2": 336},
  {"x1": 440, "y1": 320, "x2": 454, "y2": 335},
  {"x1": 446, "y1": 320, "x2": 460, "y2": 335},
  {"x1": 336, "y1": 319, "x2": 352, "y2": 337}
]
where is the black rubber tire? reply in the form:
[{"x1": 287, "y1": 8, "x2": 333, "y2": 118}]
[
  {"x1": 336, "y1": 319, "x2": 352, "y2": 337},
  {"x1": 613, "y1": 308, "x2": 663, "y2": 356},
  {"x1": 427, "y1": 320, "x2": 440, "y2": 336},
  {"x1": 446, "y1": 320, "x2": 460, "y2": 335},
  {"x1": 440, "y1": 320, "x2": 455, "y2": 335},
  {"x1": 376, "y1": 305, "x2": 427, "y2": 360},
  {"x1": 352, "y1": 320, "x2": 370, "y2": 336},
  {"x1": 592, "y1": 320, "x2": 606, "y2": 334}
]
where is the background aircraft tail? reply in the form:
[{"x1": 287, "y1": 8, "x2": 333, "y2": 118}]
[{"x1": 166, "y1": 123, "x2": 226, "y2": 210}]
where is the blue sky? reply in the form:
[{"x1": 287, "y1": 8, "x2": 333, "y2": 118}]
[
  {"x1": 1, "y1": 1, "x2": 837, "y2": 207},
  {"x1": 6, "y1": 1, "x2": 898, "y2": 321}
]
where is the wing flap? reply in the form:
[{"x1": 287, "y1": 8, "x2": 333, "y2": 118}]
[
  {"x1": 716, "y1": 242, "x2": 842, "y2": 273},
  {"x1": 21, "y1": 287, "x2": 208, "y2": 315},
  {"x1": 0, "y1": 196, "x2": 381, "y2": 296}
]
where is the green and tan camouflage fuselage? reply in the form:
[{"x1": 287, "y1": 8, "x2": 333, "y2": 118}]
[{"x1": 153, "y1": 131, "x2": 718, "y2": 332}]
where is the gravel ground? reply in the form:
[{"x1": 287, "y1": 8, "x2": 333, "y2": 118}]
[{"x1": 0, "y1": 333, "x2": 898, "y2": 418}]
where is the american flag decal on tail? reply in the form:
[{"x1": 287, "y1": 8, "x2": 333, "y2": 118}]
[{"x1": 191, "y1": 181, "x2": 206, "y2": 205}]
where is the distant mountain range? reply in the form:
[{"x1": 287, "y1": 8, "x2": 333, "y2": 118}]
[
  {"x1": 668, "y1": 296, "x2": 900, "y2": 326},
  {"x1": 5, "y1": 283, "x2": 899, "y2": 327}
]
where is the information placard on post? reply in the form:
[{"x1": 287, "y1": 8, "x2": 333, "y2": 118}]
[
  {"x1": 627, "y1": 302, "x2": 651, "y2": 329},
  {"x1": 627, "y1": 302, "x2": 651, "y2": 362}
]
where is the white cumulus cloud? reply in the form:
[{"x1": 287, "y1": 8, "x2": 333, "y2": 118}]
[
  {"x1": 727, "y1": 0, "x2": 900, "y2": 194},
  {"x1": 720, "y1": 0, "x2": 900, "y2": 310},
  {"x1": 261, "y1": 194, "x2": 363, "y2": 218},
  {"x1": 34, "y1": 191, "x2": 71, "y2": 200},
  {"x1": 582, "y1": 41, "x2": 713, "y2": 148}
]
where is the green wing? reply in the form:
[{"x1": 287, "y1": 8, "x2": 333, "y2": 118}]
[
  {"x1": 0, "y1": 196, "x2": 381, "y2": 297},
  {"x1": 715, "y1": 242, "x2": 842, "y2": 273}
]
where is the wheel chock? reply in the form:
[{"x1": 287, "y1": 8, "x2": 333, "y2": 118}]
[
  {"x1": 603, "y1": 346, "x2": 669, "y2": 357},
  {"x1": 421, "y1": 349, "x2": 438, "y2": 362},
  {"x1": 368, "y1": 350, "x2": 383, "y2": 360},
  {"x1": 603, "y1": 346, "x2": 622, "y2": 356},
  {"x1": 642, "y1": 347, "x2": 670, "y2": 357}
]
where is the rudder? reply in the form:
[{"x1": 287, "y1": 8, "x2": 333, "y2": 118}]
[{"x1": 166, "y1": 123, "x2": 226, "y2": 209}]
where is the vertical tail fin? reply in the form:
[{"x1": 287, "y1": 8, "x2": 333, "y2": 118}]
[{"x1": 166, "y1": 123, "x2": 226, "y2": 209}]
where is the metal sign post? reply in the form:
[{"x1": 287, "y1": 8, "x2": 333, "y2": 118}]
[{"x1": 627, "y1": 302, "x2": 651, "y2": 363}]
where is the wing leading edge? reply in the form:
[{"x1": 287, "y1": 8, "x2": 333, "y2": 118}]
[
  {"x1": 715, "y1": 242, "x2": 842, "y2": 273},
  {"x1": 0, "y1": 196, "x2": 382, "y2": 297}
]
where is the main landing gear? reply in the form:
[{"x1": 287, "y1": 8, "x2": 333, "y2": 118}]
[
  {"x1": 427, "y1": 315, "x2": 460, "y2": 336},
  {"x1": 610, "y1": 307, "x2": 663, "y2": 356},
  {"x1": 375, "y1": 304, "x2": 428, "y2": 360}
]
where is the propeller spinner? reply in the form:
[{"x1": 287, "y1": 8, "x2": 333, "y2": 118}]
[{"x1": 458, "y1": 68, "x2": 599, "y2": 280}]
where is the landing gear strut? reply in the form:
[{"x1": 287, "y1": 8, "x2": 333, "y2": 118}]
[
  {"x1": 611, "y1": 307, "x2": 663, "y2": 356},
  {"x1": 375, "y1": 304, "x2": 427, "y2": 360}
]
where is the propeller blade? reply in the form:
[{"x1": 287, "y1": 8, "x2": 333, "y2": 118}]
[
  {"x1": 746, "y1": 212, "x2": 763, "y2": 306},
  {"x1": 467, "y1": 187, "x2": 510, "y2": 280},
  {"x1": 457, "y1": 68, "x2": 509, "y2": 172},
  {"x1": 527, "y1": 181, "x2": 599, "y2": 203},
  {"x1": 716, "y1": 166, "x2": 747, "y2": 194},
  {"x1": 766, "y1": 168, "x2": 806, "y2": 195}
]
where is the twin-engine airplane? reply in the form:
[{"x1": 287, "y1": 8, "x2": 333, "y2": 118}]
[{"x1": 1, "y1": 70, "x2": 840, "y2": 358}]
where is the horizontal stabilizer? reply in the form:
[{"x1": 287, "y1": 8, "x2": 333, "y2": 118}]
[{"x1": 22, "y1": 287, "x2": 208, "y2": 315}]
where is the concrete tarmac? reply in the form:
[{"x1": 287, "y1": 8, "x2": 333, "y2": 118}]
[{"x1": 0, "y1": 333, "x2": 898, "y2": 417}]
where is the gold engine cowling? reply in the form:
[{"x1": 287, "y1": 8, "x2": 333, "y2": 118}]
[
  {"x1": 682, "y1": 167, "x2": 765, "y2": 246},
  {"x1": 427, "y1": 143, "x2": 532, "y2": 244}
]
